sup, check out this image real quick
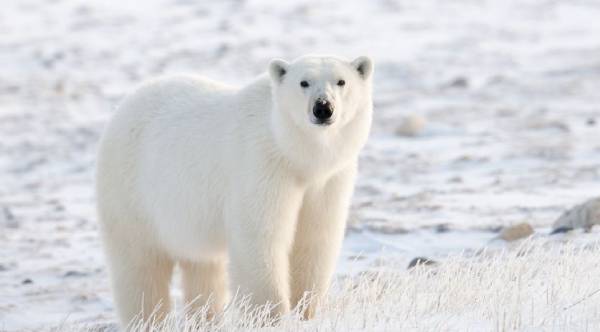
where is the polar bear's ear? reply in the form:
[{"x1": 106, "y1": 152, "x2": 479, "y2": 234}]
[
  {"x1": 351, "y1": 56, "x2": 373, "y2": 80},
  {"x1": 268, "y1": 59, "x2": 289, "y2": 83}
]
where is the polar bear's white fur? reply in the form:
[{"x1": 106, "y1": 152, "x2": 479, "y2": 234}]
[{"x1": 96, "y1": 55, "x2": 374, "y2": 326}]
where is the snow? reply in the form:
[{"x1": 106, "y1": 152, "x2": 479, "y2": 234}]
[{"x1": 1, "y1": 0, "x2": 599, "y2": 330}]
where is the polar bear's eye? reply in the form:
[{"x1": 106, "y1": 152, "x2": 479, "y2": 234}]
[
  {"x1": 300, "y1": 81, "x2": 309, "y2": 88},
  {"x1": 337, "y1": 79, "x2": 346, "y2": 87}
]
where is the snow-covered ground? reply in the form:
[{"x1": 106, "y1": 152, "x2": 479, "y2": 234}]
[{"x1": 1, "y1": 0, "x2": 599, "y2": 330}]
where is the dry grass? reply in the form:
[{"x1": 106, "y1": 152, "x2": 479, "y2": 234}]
[{"x1": 62, "y1": 239, "x2": 600, "y2": 332}]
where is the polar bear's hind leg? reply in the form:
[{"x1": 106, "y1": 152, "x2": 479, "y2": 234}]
[
  {"x1": 180, "y1": 259, "x2": 228, "y2": 319},
  {"x1": 103, "y1": 229, "x2": 175, "y2": 326}
]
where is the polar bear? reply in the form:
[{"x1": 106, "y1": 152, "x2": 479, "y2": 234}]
[{"x1": 96, "y1": 55, "x2": 374, "y2": 326}]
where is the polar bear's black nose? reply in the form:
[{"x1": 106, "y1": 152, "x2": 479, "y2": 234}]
[{"x1": 313, "y1": 99, "x2": 333, "y2": 123}]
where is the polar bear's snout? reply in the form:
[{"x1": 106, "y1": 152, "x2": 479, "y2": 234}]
[{"x1": 312, "y1": 98, "x2": 334, "y2": 125}]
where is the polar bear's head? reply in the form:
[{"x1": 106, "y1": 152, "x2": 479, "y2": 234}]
[{"x1": 268, "y1": 55, "x2": 373, "y2": 131}]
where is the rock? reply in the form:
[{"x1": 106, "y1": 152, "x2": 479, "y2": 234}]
[
  {"x1": 496, "y1": 108, "x2": 517, "y2": 117},
  {"x1": 1, "y1": 207, "x2": 18, "y2": 229},
  {"x1": 549, "y1": 226, "x2": 573, "y2": 235},
  {"x1": 499, "y1": 223, "x2": 534, "y2": 241},
  {"x1": 445, "y1": 77, "x2": 469, "y2": 89},
  {"x1": 22, "y1": 278, "x2": 33, "y2": 285},
  {"x1": 347, "y1": 254, "x2": 366, "y2": 261},
  {"x1": 447, "y1": 176, "x2": 463, "y2": 183},
  {"x1": 552, "y1": 197, "x2": 600, "y2": 233},
  {"x1": 486, "y1": 225, "x2": 503, "y2": 233},
  {"x1": 407, "y1": 257, "x2": 437, "y2": 269},
  {"x1": 395, "y1": 114, "x2": 426, "y2": 137},
  {"x1": 64, "y1": 270, "x2": 88, "y2": 278},
  {"x1": 434, "y1": 223, "x2": 450, "y2": 233},
  {"x1": 527, "y1": 119, "x2": 570, "y2": 132},
  {"x1": 366, "y1": 223, "x2": 409, "y2": 235}
]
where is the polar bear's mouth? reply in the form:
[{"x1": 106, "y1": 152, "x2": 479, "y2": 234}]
[{"x1": 312, "y1": 118, "x2": 334, "y2": 126}]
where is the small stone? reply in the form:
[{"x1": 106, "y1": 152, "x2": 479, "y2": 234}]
[
  {"x1": 434, "y1": 224, "x2": 450, "y2": 233},
  {"x1": 549, "y1": 226, "x2": 573, "y2": 235},
  {"x1": 587, "y1": 118, "x2": 596, "y2": 126},
  {"x1": 496, "y1": 108, "x2": 516, "y2": 117},
  {"x1": 64, "y1": 270, "x2": 88, "y2": 278},
  {"x1": 366, "y1": 223, "x2": 409, "y2": 234},
  {"x1": 446, "y1": 77, "x2": 469, "y2": 88},
  {"x1": 499, "y1": 223, "x2": 534, "y2": 241},
  {"x1": 2, "y1": 207, "x2": 18, "y2": 229},
  {"x1": 487, "y1": 225, "x2": 503, "y2": 233},
  {"x1": 348, "y1": 254, "x2": 366, "y2": 261},
  {"x1": 407, "y1": 257, "x2": 437, "y2": 269},
  {"x1": 395, "y1": 114, "x2": 426, "y2": 137},
  {"x1": 448, "y1": 176, "x2": 463, "y2": 183},
  {"x1": 527, "y1": 119, "x2": 570, "y2": 132},
  {"x1": 22, "y1": 278, "x2": 33, "y2": 285}
]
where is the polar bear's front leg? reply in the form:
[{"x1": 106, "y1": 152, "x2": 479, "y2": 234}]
[
  {"x1": 290, "y1": 165, "x2": 357, "y2": 319},
  {"x1": 226, "y1": 171, "x2": 303, "y2": 318}
]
